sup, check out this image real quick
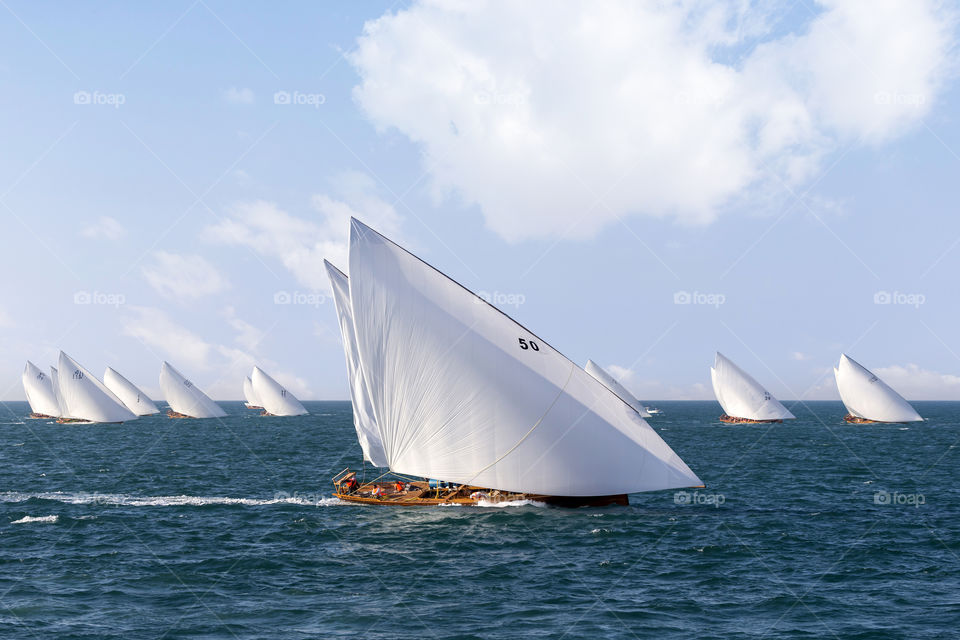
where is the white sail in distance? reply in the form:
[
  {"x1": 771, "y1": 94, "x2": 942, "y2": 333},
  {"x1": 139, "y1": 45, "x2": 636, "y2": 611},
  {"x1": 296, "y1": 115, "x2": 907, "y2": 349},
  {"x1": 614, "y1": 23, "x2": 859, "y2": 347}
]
[
  {"x1": 104, "y1": 367, "x2": 160, "y2": 416},
  {"x1": 584, "y1": 360, "x2": 652, "y2": 418},
  {"x1": 324, "y1": 260, "x2": 388, "y2": 467},
  {"x1": 710, "y1": 353, "x2": 795, "y2": 421},
  {"x1": 57, "y1": 352, "x2": 137, "y2": 423},
  {"x1": 159, "y1": 362, "x2": 226, "y2": 419},
  {"x1": 242, "y1": 375, "x2": 261, "y2": 408},
  {"x1": 834, "y1": 354, "x2": 922, "y2": 423},
  {"x1": 50, "y1": 366, "x2": 65, "y2": 417},
  {"x1": 348, "y1": 218, "x2": 701, "y2": 496},
  {"x1": 22, "y1": 360, "x2": 60, "y2": 417},
  {"x1": 250, "y1": 367, "x2": 308, "y2": 417}
]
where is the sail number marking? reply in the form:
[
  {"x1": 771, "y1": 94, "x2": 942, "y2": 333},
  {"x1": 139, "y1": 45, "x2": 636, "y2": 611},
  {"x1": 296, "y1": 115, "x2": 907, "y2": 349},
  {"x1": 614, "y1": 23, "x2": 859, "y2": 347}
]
[{"x1": 518, "y1": 338, "x2": 540, "y2": 352}]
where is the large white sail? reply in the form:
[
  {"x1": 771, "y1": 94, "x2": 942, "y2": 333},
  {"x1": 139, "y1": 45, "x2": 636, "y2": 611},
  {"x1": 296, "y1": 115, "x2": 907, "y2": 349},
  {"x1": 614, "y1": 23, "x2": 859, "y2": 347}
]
[
  {"x1": 348, "y1": 218, "x2": 701, "y2": 496},
  {"x1": 834, "y1": 354, "x2": 922, "y2": 422},
  {"x1": 22, "y1": 360, "x2": 60, "y2": 417},
  {"x1": 251, "y1": 367, "x2": 308, "y2": 417},
  {"x1": 584, "y1": 360, "x2": 652, "y2": 418},
  {"x1": 104, "y1": 367, "x2": 160, "y2": 416},
  {"x1": 710, "y1": 352, "x2": 795, "y2": 421},
  {"x1": 57, "y1": 352, "x2": 137, "y2": 423},
  {"x1": 159, "y1": 362, "x2": 226, "y2": 419},
  {"x1": 324, "y1": 260, "x2": 389, "y2": 467},
  {"x1": 50, "y1": 366, "x2": 65, "y2": 417},
  {"x1": 242, "y1": 375, "x2": 261, "y2": 408}
]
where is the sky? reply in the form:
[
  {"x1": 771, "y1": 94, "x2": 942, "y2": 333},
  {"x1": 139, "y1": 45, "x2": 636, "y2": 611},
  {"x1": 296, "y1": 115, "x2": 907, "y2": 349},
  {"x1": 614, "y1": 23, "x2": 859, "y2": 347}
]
[{"x1": 1, "y1": 0, "x2": 959, "y2": 403}]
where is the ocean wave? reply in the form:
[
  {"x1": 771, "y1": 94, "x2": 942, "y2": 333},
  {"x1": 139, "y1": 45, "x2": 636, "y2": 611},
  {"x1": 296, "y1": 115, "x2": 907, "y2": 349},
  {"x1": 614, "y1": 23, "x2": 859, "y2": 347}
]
[
  {"x1": 11, "y1": 515, "x2": 58, "y2": 524},
  {"x1": 0, "y1": 492, "x2": 342, "y2": 508}
]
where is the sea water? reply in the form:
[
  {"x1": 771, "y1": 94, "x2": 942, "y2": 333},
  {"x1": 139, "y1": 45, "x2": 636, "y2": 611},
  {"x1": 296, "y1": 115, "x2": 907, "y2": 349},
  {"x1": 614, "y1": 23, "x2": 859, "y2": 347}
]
[{"x1": 0, "y1": 400, "x2": 956, "y2": 639}]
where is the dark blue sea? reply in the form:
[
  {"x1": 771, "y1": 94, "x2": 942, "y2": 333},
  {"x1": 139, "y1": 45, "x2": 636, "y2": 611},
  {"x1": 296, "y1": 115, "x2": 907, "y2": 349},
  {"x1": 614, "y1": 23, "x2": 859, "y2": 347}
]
[{"x1": 0, "y1": 400, "x2": 957, "y2": 639}]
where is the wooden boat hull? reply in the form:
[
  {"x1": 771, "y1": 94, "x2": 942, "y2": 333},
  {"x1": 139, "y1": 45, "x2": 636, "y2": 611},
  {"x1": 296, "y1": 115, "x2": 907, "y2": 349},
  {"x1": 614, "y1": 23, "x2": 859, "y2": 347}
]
[
  {"x1": 167, "y1": 410, "x2": 193, "y2": 419},
  {"x1": 844, "y1": 414, "x2": 897, "y2": 424},
  {"x1": 28, "y1": 413, "x2": 57, "y2": 419},
  {"x1": 333, "y1": 478, "x2": 627, "y2": 508},
  {"x1": 719, "y1": 414, "x2": 783, "y2": 424}
]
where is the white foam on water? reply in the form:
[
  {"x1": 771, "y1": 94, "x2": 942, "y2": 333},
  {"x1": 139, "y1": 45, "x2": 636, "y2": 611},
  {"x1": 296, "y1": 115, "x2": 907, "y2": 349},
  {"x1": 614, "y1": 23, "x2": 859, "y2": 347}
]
[
  {"x1": 0, "y1": 492, "x2": 342, "y2": 508},
  {"x1": 475, "y1": 499, "x2": 547, "y2": 508},
  {"x1": 11, "y1": 515, "x2": 58, "y2": 524}
]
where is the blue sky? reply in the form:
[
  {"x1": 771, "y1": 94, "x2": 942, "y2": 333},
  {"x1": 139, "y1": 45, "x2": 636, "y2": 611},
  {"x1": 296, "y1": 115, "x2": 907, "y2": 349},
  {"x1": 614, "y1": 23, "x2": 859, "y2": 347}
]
[{"x1": 1, "y1": 0, "x2": 959, "y2": 402}]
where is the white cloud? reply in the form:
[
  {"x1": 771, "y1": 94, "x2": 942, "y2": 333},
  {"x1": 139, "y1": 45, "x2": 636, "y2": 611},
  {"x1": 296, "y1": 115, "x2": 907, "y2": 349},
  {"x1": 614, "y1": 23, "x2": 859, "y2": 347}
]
[
  {"x1": 350, "y1": 0, "x2": 953, "y2": 241},
  {"x1": 224, "y1": 87, "x2": 255, "y2": 104},
  {"x1": 122, "y1": 306, "x2": 213, "y2": 371},
  {"x1": 80, "y1": 216, "x2": 125, "y2": 240},
  {"x1": 142, "y1": 252, "x2": 230, "y2": 301},
  {"x1": 792, "y1": 352, "x2": 810, "y2": 361},
  {"x1": 121, "y1": 306, "x2": 311, "y2": 399},
  {"x1": 0, "y1": 308, "x2": 13, "y2": 329},
  {"x1": 602, "y1": 363, "x2": 714, "y2": 401},
  {"x1": 873, "y1": 364, "x2": 960, "y2": 401},
  {"x1": 204, "y1": 172, "x2": 403, "y2": 291},
  {"x1": 606, "y1": 364, "x2": 635, "y2": 384},
  {"x1": 222, "y1": 306, "x2": 265, "y2": 352}
]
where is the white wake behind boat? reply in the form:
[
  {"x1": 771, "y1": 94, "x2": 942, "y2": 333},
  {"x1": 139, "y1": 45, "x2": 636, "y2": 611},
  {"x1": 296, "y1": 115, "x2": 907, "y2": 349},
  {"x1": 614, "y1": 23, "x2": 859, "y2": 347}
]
[
  {"x1": 104, "y1": 367, "x2": 160, "y2": 416},
  {"x1": 710, "y1": 352, "x2": 795, "y2": 423},
  {"x1": 325, "y1": 261, "x2": 389, "y2": 467},
  {"x1": 57, "y1": 352, "x2": 137, "y2": 424},
  {"x1": 242, "y1": 375, "x2": 262, "y2": 409},
  {"x1": 834, "y1": 354, "x2": 922, "y2": 423},
  {"x1": 22, "y1": 360, "x2": 60, "y2": 419},
  {"x1": 250, "y1": 367, "x2": 308, "y2": 417},
  {"x1": 159, "y1": 362, "x2": 226, "y2": 419},
  {"x1": 329, "y1": 218, "x2": 702, "y2": 507},
  {"x1": 584, "y1": 360, "x2": 652, "y2": 418}
]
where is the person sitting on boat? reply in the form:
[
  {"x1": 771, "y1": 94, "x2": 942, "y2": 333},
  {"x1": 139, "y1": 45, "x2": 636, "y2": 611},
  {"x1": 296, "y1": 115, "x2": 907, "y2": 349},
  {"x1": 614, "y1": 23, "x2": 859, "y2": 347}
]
[
  {"x1": 394, "y1": 480, "x2": 405, "y2": 492},
  {"x1": 371, "y1": 485, "x2": 385, "y2": 498},
  {"x1": 343, "y1": 477, "x2": 358, "y2": 493}
]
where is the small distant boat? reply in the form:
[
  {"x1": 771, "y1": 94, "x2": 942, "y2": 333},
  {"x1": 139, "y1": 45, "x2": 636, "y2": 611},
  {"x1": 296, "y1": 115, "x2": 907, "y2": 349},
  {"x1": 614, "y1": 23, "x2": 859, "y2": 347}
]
[
  {"x1": 834, "y1": 354, "x2": 922, "y2": 423},
  {"x1": 242, "y1": 375, "x2": 262, "y2": 410},
  {"x1": 645, "y1": 407, "x2": 662, "y2": 415},
  {"x1": 159, "y1": 362, "x2": 226, "y2": 419},
  {"x1": 250, "y1": 366, "x2": 308, "y2": 416},
  {"x1": 584, "y1": 360, "x2": 652, "y2": 418},
  {"x1": 327, "y1": 219, "x2": 702, "y2": 507},
  {"x1": 22, "y1": 360, "x2": 60, "y2": 419},
  {"x1": 57, "y1": 351, "x2": 137, "y2": 424},
  {"x1": 710, "y1": 352, "x2": 795, "y2": 424},
  {"x1": 104, "y1": 367, "x2": 160, "y2": 416}
]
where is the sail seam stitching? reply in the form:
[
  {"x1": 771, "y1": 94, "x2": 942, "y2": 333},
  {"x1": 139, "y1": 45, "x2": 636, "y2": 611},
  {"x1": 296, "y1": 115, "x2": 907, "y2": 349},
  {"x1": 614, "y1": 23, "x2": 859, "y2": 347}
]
[{"x1": 461, "y1": 361, "x2": 576, "y2": 488}]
